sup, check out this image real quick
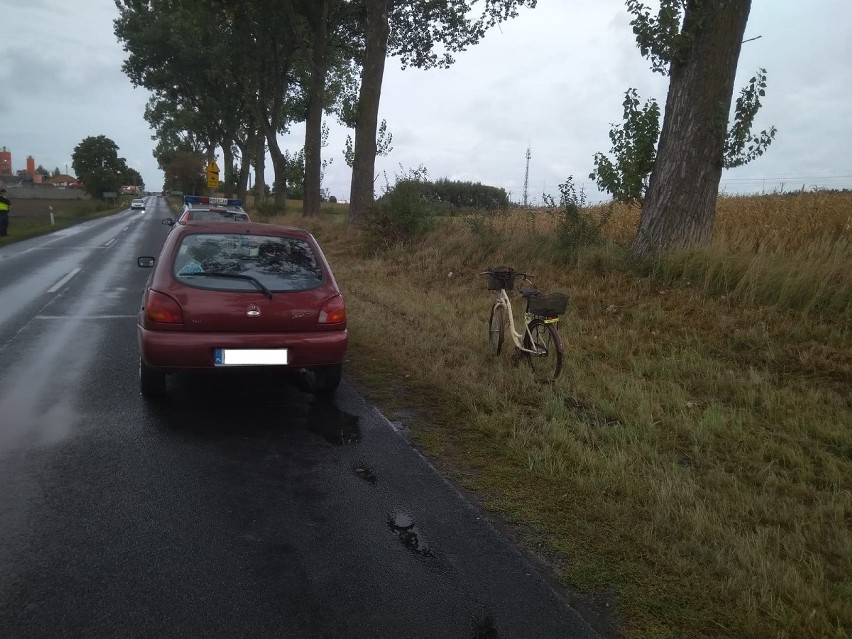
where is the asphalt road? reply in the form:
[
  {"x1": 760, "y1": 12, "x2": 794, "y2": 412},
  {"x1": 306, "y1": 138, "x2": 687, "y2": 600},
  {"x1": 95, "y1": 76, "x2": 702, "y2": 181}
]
[{"x1": 0, "y1": 197, "x2": 600, "y2": 638}]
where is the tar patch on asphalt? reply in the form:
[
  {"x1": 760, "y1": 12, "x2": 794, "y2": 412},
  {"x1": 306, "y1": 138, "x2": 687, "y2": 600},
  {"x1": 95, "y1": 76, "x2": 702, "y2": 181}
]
[
  {"x1": 387, "y1": 512, "x2": 433, "y2": 557},
  {"x1": 354, "y1": 465, "x2": 377, "y2": 485}
]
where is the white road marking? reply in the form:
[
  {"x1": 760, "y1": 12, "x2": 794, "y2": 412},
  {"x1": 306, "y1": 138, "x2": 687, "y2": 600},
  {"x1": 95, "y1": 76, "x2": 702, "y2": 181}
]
[
  {"x1": 46, "y1": 268, "x2": 82, "y2": 294},
  {"x1": 104, "y1": 238, "x2": 116, "y2": 248}
]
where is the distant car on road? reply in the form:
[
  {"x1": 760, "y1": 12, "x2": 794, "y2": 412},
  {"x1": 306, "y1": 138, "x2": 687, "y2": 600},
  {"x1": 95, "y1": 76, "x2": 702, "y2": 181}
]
[
  {"x1": 131, "y1": 198, "x2": 145, "y2": 211},
  {"x1": 136, "y1": 221, "x2": 348, "y2": 398}
]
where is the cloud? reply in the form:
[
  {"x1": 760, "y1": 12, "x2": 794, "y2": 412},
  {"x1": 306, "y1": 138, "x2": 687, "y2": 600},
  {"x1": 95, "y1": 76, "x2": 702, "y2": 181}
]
[{"x1": 4, "y1": 0, "x2": 851, "y2": 197}]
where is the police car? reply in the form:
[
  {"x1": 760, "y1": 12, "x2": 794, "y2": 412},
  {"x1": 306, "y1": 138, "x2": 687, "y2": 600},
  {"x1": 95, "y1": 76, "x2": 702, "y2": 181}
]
[{"x1": 163, "y1": 195, "x2": 251, "y2": 228}]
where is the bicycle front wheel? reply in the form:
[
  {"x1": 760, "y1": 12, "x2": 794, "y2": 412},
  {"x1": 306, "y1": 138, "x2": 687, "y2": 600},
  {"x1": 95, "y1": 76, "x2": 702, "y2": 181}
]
[
  {"x1": 488, "y1": 303, "x2": 505, "y2": 355},
  {"x1": 523, "y1": 319, "x2": 563, "y2": 381}
]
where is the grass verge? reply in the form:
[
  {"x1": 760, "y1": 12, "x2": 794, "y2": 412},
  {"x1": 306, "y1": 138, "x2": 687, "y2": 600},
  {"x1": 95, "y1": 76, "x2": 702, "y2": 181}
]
[
  {"x1": 0, "y1": 197, "x2": 130, "y2": 246},
  {"x1": 268, "y1": 191, "x2": 851, "y2": 639}
]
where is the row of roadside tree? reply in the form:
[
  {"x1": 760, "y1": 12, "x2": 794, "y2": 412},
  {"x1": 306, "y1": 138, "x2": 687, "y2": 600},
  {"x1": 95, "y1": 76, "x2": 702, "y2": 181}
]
[
  {"x1": 112, "y1": 0, "x2": 537, "y2": 224},
  {"x1": 113, "y1": 1, "x2": 775, "y2": 258}
]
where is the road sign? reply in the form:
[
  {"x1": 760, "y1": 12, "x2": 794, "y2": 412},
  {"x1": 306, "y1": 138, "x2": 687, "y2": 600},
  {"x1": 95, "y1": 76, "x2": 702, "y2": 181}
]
[{"x1": 206, "y1": 161, "x2": 220, "y2": 189}]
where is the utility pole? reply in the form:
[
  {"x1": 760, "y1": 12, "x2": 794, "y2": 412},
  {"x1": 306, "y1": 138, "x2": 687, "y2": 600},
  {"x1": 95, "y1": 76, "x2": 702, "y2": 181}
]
[{"x1": 523, "y1": 145, "x2": 531, "y2": 207}]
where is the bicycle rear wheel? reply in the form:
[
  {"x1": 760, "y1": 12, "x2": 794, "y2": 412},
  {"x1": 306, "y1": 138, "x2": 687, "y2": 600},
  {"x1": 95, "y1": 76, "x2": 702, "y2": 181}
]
[
  {"x1": 523, "y1": 318, "x2": 563, "y2": 381},
  {"x1": 488, "y1": 303, "x2": 505, "y2": 355}
]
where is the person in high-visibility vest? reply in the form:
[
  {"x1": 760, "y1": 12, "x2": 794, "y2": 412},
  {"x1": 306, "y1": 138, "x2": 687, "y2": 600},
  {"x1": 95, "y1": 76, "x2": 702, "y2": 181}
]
[{"x1": 0, "y1": 188, "x2": 10, "y2": 236}]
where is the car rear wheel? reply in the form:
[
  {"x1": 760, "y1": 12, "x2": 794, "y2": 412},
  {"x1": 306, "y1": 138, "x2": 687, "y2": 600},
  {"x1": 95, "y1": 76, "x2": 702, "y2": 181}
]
[
  {"x1": 140, "y1": 359, "x2": 166, "y2": 398},
  {"x1": 311, "y1": 364, "x2": 342, "y2": 394}
]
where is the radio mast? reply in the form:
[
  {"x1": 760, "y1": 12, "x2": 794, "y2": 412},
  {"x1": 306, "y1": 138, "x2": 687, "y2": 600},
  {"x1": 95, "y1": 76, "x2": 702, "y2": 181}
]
[{"x1": 523, "y1": 145, "x2": 531, "y2": 207}]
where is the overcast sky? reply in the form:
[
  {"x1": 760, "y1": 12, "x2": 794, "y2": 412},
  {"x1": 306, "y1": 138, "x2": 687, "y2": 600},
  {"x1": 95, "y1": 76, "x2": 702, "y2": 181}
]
[{"x1": 3, "y1": 1, "x2": 851, "y2": 204}]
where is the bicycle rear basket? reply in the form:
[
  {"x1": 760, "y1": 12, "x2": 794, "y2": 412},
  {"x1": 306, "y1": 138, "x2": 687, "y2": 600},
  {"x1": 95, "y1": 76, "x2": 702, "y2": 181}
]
[
  {"x1": 527, "y1": 292, "x2": 569, "y2": 316},
  {"x1": 487, "y1": 267, "x2": 517, "y2": 290}
]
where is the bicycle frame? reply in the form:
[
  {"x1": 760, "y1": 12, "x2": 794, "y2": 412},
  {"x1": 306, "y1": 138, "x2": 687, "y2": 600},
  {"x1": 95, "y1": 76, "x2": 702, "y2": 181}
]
[{"x1": 493, "y1": 287, "x2": 554, "y2": 355}]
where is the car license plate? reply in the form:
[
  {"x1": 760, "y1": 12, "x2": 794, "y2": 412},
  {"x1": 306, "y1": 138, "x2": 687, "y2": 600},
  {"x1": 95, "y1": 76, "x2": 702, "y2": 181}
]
[{"x1": 214, "y1": 348, "x2": 288, "y2": 366}]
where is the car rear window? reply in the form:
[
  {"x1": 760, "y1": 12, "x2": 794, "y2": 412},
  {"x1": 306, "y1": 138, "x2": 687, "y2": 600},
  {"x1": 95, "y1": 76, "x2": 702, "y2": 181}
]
[
  {"x1": 186, "y1": 210, "x2": 249, "y2": 222},
  {"x1": 173, "y1": 233, "x2": 323, "y2": 292}
]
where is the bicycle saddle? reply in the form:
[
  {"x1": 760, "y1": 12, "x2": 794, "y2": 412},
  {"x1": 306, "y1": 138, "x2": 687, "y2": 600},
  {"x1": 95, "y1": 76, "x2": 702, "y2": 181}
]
[{"x1": 518, "y1": 287, "x2": 541, "y2": 298}]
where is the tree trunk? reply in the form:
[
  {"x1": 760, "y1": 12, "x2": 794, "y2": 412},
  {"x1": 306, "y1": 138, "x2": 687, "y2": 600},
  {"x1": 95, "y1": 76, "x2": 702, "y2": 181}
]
[
  {"x1": 267, "y1": 134, "x2": 288, "y2": 209},
  {"x1": 255, "y1": 86, "x2": 289, "y2": 210},
  {"x1": 235, "y1": 131, "x2": 253, "y2": 202},
  {"x1": 303, "y1": 0, "x2": 329, "y2": 218},
  {"x1": 221, "y1": 142, "x2": 234, "y2": 197},
  {"x1": 631, "y1": 0, "x2": 751, "y2": 258},
  {"x1": 254, "y1": 131, "x2": 266, "y2": 204},
  {"x1": 348, "y1": 0, "x2": 390, "y2": 225}
]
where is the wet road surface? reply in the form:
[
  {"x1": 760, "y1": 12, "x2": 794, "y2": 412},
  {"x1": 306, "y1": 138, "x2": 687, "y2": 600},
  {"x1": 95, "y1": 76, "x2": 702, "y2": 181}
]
[{"x1": 0, "y1": 198, "x2": 599, "y2": 638}]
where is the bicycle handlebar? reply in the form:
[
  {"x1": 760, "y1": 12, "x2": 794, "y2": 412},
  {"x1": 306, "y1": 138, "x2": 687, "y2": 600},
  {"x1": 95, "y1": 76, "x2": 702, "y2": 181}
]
[
  {"x1": 479, "y1": 269, "x2": 532, "y2": 279},
  {"x1": 478, "y1": 269, "x2": 534, "y2": 280}
]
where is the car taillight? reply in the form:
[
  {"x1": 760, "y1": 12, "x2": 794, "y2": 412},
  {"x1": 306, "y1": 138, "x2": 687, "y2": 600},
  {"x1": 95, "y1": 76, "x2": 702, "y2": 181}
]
[
  {"x1": 145, "y1": 290, "x2": 184, "y2": 324},
  {"x1": 318, "y1": 295, "x2": 346, "y2": 325}
]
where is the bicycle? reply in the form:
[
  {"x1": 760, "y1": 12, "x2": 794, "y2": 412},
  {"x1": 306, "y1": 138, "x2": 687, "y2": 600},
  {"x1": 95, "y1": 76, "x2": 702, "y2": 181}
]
[{"x1": 480, "y1": 267, "x2": 568, "y2": 381}]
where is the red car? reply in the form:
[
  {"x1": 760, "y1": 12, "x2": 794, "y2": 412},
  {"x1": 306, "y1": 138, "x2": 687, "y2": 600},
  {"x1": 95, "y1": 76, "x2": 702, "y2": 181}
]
[{"x1": 136, "y1": 221, "x2": 347, "y2": 398}]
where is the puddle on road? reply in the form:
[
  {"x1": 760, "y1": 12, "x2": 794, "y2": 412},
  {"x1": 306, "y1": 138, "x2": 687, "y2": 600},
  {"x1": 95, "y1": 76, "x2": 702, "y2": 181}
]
[
  {"x1": 387, "y1": 512, "x2": 433, "y2": 557},
  {"x1": 0, "y1": 382, "x2": 78, "y2": 449},
  {"x1": 307, "y1": 400, "x2": 361, "y2": 445}
]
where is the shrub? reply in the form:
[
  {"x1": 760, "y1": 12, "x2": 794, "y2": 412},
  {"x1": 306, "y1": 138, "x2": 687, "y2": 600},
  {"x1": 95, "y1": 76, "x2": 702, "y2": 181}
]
[
  {"x1": 431, "y1": 178, "x2": 509, "y2": 211},
  {"x1": 363, "y1": 179, "x2": 436, "y2": 251},
  {"x1": 545, "y1": 177, "x2": 609, "y2": 257}
]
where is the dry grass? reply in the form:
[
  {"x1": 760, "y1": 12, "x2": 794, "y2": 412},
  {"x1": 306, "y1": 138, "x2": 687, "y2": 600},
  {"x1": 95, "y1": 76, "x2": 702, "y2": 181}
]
[{"x1": 269, "y1": 191, "x2": 851, "y2": 639}]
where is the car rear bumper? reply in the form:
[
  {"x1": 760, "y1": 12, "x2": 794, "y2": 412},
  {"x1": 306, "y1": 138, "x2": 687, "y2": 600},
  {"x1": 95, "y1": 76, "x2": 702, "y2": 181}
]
[{"x1": 138, "y1": 325, "x2": 348, "y2": 371}]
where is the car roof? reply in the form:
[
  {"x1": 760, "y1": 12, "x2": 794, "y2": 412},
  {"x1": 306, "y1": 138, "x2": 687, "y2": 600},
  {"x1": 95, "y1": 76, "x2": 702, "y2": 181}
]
[
  {"x1": 183, "y1": 208, "x2": 249, "y2": 217},
  {"x1": 181, "y1": 208, "x2": 249, "y2": 217},
  {"x1": 169, "y1": 220, "x2": 313, "y2": 240},
  {"x1": 183, "y1": 205, "x2": 247, "y2": 215}
]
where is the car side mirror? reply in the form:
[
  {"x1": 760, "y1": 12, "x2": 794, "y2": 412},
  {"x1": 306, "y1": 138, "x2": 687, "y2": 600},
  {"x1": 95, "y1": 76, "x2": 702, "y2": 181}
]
[
  {"x1": 162, "y1": 218, "x2": 175, "y2": 226},
  {"x1": 137, "y1": 256, "x2": 156, "y2": 268}
]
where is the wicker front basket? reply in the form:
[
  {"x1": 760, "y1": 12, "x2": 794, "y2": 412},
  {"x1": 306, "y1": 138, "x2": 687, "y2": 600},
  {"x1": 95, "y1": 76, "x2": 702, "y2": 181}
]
[
  {"x1": 487, "y1": 267, "x2": 517, "y2": 291},
  {"x1": 527, "y1": 292, "x2": 569, "y2": 316}
]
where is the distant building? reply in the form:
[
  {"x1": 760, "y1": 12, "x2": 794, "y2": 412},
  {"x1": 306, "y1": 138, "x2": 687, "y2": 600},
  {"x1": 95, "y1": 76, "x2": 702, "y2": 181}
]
[
  {"x1": 3, "y1": 148, "x2": 43, "y2": 182},
  {"x1": 47, "y1": 174, "x2": 79, "y2": 187},
  {"x1": 0, "y1": 147, "x2": 11, "y2": 176}
]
